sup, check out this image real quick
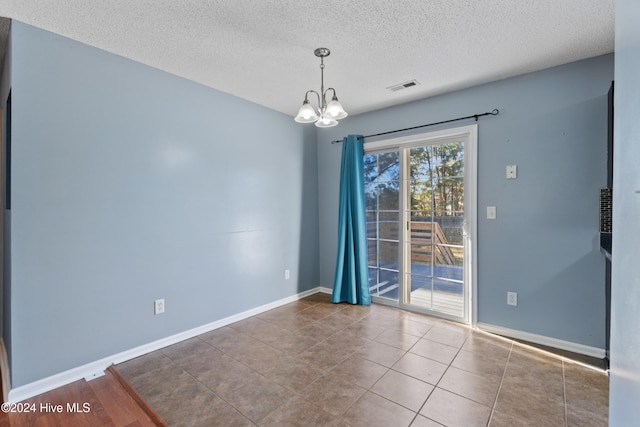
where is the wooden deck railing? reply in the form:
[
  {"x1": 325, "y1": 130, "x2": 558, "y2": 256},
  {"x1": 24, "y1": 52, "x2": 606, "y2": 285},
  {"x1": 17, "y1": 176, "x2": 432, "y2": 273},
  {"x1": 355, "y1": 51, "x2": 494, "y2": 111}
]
[
  {"x1": 369, "y1": 220, "x2": 457, "y2": 266},
  {"x1": 409, "y1": 222, "x2": 455, "y2": 265}
]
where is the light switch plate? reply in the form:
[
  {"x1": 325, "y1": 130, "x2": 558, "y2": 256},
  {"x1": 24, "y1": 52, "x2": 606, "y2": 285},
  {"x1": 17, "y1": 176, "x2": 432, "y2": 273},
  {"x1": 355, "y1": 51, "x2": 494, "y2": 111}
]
[
  {"x1": 487, "y1": 206, "x2": 497, "y2": 219},
  {"x1": 506, "y1": 164, "x2": 517, "y2": 179}
]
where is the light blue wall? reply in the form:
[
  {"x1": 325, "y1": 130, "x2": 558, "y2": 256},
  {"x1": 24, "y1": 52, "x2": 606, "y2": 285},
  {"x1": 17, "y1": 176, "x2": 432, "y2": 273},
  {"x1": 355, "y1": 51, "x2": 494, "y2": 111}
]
[
  {"x1": 609, "y1": 0, "x2": 640, "y2": 424},
  {"x1": 318, "y1": 54, "x2": 613, "y2": 349},
  {"x1": 8, "y1": 21, "x2": 318, "y2": 387}
]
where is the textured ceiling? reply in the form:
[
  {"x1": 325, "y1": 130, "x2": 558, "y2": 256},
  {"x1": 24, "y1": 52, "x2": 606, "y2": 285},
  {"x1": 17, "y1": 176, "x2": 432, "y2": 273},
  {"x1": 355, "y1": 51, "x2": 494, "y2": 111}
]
[{"x1": 0, "y1": 1, "x2": 614, "y2": 117}]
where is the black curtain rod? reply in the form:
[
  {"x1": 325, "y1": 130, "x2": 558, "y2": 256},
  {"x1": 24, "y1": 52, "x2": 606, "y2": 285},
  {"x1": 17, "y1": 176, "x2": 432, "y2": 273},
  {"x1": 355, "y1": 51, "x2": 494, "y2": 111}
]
[{"x1": 330, "y1": 109, "x2": 499, "y2": 144}]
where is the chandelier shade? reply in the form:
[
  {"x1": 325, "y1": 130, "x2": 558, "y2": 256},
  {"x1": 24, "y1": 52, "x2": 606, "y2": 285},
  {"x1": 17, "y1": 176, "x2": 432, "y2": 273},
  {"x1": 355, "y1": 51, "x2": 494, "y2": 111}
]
[
  {"x1": 315, "y1": 115, "x2": 339, "y2": 128},
  {"x1": 294, "y1": 48, "x2": 348, "y2": 127},
  {"x1": 294, "y1": 99, "x2": 319, "y2": 123},
  {"x1": 326, "y1": 97, "x2": 348, "y2": 120}
]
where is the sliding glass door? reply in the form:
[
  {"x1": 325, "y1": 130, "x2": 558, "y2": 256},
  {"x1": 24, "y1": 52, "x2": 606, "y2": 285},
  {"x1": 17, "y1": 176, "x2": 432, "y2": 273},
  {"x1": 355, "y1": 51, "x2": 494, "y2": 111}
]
[{"x1": 365, "y1": 126, "x2": 476, "y2": 323}]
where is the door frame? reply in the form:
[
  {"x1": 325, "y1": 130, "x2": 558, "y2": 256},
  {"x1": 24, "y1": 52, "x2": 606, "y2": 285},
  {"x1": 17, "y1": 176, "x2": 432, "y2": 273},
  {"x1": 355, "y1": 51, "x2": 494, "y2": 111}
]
[{"x1": 365, "y1": 124, "x2": 478, "y2": 326}]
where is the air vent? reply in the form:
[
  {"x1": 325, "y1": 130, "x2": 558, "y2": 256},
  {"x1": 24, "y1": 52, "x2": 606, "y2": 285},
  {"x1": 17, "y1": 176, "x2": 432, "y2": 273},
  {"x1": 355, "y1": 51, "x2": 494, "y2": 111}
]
[
  {"x1": 600, "y1": 188, "x2": 612, "y2": 233},
  {"x1": 387, "y1": 79, "x2": 420, "y2": 92}
]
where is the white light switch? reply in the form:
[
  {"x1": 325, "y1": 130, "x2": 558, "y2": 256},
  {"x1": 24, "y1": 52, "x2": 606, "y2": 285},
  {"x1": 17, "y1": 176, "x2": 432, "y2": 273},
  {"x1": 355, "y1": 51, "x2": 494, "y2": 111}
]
[
  {"x1": 506, "y1": 164, "x2": 517, "y2": 179},
  {"x1": 487, "y1": 206, "x2": 497, "y2": 219}
]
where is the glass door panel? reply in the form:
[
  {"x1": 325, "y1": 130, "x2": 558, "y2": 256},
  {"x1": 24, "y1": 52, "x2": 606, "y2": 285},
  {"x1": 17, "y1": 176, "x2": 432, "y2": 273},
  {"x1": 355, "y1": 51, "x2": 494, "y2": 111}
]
[
  {"x1": 405, "y1": 142, "x2": 465, "y2": 317},
  {"x1": 364, "y1": 151, "x2": 400, "y2": 302}
]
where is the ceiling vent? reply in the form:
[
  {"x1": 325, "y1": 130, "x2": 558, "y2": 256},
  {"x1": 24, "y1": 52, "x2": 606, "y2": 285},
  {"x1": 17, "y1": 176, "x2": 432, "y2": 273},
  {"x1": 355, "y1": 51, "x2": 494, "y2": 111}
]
[{"x1": 387, "y1": 79, "x2": 420, "y2": 92}]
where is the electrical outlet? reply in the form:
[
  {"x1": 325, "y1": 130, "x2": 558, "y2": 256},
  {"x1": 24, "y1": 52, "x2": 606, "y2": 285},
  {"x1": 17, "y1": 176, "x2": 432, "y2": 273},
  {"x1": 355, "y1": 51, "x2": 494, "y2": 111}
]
[
  {"x1": 154, "y1": 299, "x2": 165, "y2": 315},
  {"x1": 507, "y1": 292, "x2": 518, "y2": 306},
  {"x1": 284, "y1": 269, "x2": 290, "y2": 280}
]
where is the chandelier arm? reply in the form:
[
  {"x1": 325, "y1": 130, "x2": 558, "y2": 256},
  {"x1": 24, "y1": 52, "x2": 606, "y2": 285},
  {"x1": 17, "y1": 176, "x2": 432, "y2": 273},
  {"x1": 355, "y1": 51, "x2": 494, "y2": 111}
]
[
  {"x1": 324, "y1": 87, "x2": 338, "y2": 100},
  {"x1": 305, "y1": 90, "x2": 322, "y2": 111}
]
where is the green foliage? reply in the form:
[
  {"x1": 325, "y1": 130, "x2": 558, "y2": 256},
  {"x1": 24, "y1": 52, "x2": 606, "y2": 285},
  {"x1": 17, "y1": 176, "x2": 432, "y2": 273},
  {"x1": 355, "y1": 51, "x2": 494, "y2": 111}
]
[
  {"x1": 409, "y1": 142, "x2": 464, "y2": 216},
  {"x1": 364, "y1": 141, "x2": 464, "y2": 217}
]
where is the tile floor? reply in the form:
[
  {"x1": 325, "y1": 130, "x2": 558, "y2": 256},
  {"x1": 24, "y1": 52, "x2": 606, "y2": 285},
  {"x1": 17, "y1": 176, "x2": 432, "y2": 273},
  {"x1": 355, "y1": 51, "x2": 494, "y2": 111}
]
[{"x1": 116, "y1": 292, "x2": 608, "y2": 426}]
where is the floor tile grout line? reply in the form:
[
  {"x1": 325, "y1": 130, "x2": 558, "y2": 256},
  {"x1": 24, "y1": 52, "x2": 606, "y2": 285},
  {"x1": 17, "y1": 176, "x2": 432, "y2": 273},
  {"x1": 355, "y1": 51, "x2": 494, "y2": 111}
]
[
  {"x1": 159, "y1": 346, "x2": 260, "y2": 426},
  {"x1": 487, "y1": 340, "x2": 514, "y2": 426},
  {"x1": 217, "y1": 305, "x2": 370, "y2": 368},
  {"x1": 167, "y1": 317, "x2": 354, "y2": 426},
  {"x1": 331, "y1": 348, "x2": 436, "y2": 427},
  {"x1": 285, "y1": 325, "x2": 388, "y2": 422},
  {"x1": 364, "y1": 341, "x2": 431, "y2": 415},
  {"x1": 252, "y1": 307, "x2": 395, "y2": 420},
  {"x1": 409, "y1": 327, "x2": 474, "y2": 424},
  {"x1": 300, "y1": 307, "x2": 445, "y2": 422}
]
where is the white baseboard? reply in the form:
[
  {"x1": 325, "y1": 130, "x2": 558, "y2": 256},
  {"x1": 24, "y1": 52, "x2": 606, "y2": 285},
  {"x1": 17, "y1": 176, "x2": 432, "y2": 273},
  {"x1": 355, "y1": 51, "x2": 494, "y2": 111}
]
[
  {"x1": 476, "y1": 322, "x2": 606, "y2": 359},
  {"x1": 8, "y1": 286, "x2": 326, "y2": 403}
]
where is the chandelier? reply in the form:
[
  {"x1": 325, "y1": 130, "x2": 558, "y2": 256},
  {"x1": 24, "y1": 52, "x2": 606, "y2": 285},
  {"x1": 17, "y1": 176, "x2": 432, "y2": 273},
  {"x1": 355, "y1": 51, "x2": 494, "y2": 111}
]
[{"x1": 294, "y1": 48, "x2": 348, "y2": 128}]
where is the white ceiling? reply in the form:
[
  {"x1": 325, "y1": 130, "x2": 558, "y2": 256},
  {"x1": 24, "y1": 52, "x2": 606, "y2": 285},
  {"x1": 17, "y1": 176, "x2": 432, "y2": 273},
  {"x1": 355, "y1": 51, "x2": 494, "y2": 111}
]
[{"x1": 0, "y1": 1, "x2": 614, "y2": 118}]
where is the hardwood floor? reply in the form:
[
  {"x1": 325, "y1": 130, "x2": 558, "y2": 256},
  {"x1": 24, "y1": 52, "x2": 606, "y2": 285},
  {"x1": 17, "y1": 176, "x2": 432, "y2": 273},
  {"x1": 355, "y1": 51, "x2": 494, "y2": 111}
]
[{"x1": 0, "y1": 366, "x2": 165, "y2": 426}]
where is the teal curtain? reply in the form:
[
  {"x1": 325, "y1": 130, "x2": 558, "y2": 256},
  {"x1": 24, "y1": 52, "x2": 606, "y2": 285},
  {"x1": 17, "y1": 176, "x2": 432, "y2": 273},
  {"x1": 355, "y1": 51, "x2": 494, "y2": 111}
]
[{"x1": 332, "y1": 135, "x2": 371, "y2": 305}]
